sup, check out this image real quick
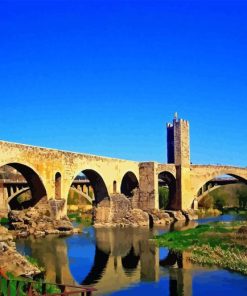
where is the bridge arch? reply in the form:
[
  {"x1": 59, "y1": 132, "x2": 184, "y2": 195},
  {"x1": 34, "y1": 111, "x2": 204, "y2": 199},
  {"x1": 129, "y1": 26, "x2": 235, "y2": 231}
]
[
  {"x1": 120, "y1": 171, "x2": 139, "y2": 197},
  {"x1": 158, "y1": 171, "x2": 176, "y2": 210},
  {"x1": 193, "y1": 172, "x2": 247, "y2": 209},
  {"x1": 0, "y1": 162, "x2": 47, "y2": 210},
  {"x1": 69, "y1": 168, "x2": 109, "y2": 204},
  {"x1": 113, "y1": 180, "x2": 117, "y2": 193},
  {"x1": 55, "y1": 172, "x2": 62, "y2": 200}
]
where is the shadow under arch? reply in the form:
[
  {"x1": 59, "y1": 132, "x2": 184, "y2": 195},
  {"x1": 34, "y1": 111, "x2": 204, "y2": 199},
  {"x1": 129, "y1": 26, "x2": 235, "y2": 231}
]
[
  {"x1": 158, "y1": 171, "x2": 177, "y2": 210},
  {"x1": 1, "y1": 162, "x2": 47, "y2": 210},
  {"x1": 70, "y1": 169, "x2": 109, "y2": 204},
  {"x1": 120, "y1": 171, "x2": 139, "y2": 197}
]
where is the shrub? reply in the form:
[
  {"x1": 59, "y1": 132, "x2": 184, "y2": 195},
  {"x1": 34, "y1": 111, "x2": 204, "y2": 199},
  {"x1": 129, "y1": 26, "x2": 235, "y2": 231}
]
[{"x1": 159, "y1": 186, "x2": 169, "y2": 209}]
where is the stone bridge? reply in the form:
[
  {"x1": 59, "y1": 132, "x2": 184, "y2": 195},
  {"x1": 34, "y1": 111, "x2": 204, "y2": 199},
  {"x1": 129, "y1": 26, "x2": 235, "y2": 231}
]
[
  {"x1": 0, "y1": 140, "x2": 140, "y2": 216},
  {"x1": 0, "y1": 115, "x2": 246, "y2": 216}
]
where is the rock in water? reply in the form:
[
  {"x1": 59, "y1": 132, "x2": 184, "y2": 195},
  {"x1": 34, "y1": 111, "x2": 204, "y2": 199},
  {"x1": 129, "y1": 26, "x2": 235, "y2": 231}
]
[
  {"x1": 8, "y1": 202, "x2": 74, "y2": 237},
  {"x1": 0, "y1": 225, "x2": 41, "y2": 277}
]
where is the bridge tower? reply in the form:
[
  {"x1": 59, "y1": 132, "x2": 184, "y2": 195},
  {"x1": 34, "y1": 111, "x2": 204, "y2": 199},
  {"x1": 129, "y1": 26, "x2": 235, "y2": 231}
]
[
  {"x1": 166, "y1": 114, "x2": 192, "y2": 209},
  {"x1": 167, "y1": 113, "x2": 190, "y2": 166}
]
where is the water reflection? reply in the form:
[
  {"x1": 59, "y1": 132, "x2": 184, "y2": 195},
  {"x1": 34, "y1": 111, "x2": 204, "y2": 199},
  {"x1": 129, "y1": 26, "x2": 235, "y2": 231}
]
[{"x1": 15, "y1": 220, "x2": 210, "y2": 295}]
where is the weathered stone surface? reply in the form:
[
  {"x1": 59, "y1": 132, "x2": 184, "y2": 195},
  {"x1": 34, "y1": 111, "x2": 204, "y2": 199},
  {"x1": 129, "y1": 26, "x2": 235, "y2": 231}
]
[
  {"x1": 182, "y1": 209, "x2": 198, "y2": 221},
  {"x1": 0, "y1": 225, "x2": 40, "y2": 277},
  {"x1": 147, "y1": 209, "x2": 173, "y2": 225},
  {"x1": 93, "y1": 198, "x2": 112, "y2": 225},
  {"x1": 34, "y1": 231, "x2": 46, "y2": 238},
  {"x1": 127, "y1": 209, "x2": 149, "y2": 227},
  {"x1": 94, "y1": 194, "x2": 149, "y2": 227},
  {"x1": 53, "y1": 219, "x2": 73, "y2": 231},
  {"x1": 165, "y1": 210, "x2": 186, "y2": 221},
  {"x1": 44, "y1": 229, "x2": 60, "y2": 235},
  {"x1": 8, "y1": 203, "x2": 74, "y2": 237},
  {"x1": 72, "y1": 228, "x2": 82, "y2": 234}
]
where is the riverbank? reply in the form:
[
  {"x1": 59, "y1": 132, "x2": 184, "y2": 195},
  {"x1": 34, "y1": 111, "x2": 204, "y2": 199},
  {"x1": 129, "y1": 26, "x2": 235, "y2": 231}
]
[
  {"x1": 155, "y1": 221, "x2": 247, "y2": 275},
  {"x1": 0, "y1": 225, "x2": 41, "y2": 277},
  {"x1": 195, "y1": 208, "x2": 221, "y2": 218}
]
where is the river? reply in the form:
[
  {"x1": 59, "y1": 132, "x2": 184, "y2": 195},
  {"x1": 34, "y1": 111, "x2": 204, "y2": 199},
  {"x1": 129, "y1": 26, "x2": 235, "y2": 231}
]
[{"x1": 16, "y1": 214, "x2": 247, "y2": 295}]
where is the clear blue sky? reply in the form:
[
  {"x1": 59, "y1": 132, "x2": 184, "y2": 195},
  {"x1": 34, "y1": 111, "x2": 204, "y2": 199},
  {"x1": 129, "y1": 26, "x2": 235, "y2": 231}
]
[{"x1": 0, "y1": 0, "x2": 246, "y2": 166}]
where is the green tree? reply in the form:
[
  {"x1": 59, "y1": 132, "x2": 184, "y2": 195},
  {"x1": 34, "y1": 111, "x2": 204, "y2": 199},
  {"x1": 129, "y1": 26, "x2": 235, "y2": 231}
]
[
  {"x1": 214, "y1": 196, "x2": 226, "y2": 210},
  {"x1": 159, "y1": 186, "x2": 169, "y2": 209},
  {"x1": 237, "y1": 186, "x2": 247, "y2": 209},
  {"x1": 199, "y1": 195, "x2": 214, "y2": 209}
]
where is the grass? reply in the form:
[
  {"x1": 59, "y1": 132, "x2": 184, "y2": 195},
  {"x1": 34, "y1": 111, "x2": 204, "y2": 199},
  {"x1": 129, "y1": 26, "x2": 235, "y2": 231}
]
[
  {"x1": 68, "y1": 212, "x2": 92, "y2": 226},
  {"x1": 155, "y1": 221, "x2": 247, "y2": 275},
  {"x1": 0, "y1": 217, "x2": 9, "y2": 225},
  {"x1": 25, "y1": 255, "x2": 45, "y2": 273}
]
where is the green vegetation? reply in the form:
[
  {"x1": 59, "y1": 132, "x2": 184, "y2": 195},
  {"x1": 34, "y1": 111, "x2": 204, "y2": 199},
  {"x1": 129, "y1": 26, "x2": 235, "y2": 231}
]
[
  {"x1": 68, "y1": 212, "x2": 92, "y2": 226},
  {"x1": 199, "y1": 184, "x2": 247, "y2": 210},
  {"x1": 195, "y1": 208, "x2": 221, "y2": 218},
  {"x1": 67, "y1": 187, "x2": 94, "y2": 205},
  {"x1": 0, "y1": 217, "x2": 9, "y2": 225},
  {"x1": 237, "y1": 186, "x2": 247, "y2": 209},
  {"x1": 0, "y1": 273, "x2": 61, "y2": 296},
  {"x1": 25, "y1": 256, "x2": 45, "y2": 273},
  {"x1": 159, "y1": 186, "x2": 169, "y2": 209},
  {"x1": 155, "y1": 221, "x2": 247, "y2": 275},
  {"x1": 68, "y1": 190, "x2": 79, "y2": 205}
]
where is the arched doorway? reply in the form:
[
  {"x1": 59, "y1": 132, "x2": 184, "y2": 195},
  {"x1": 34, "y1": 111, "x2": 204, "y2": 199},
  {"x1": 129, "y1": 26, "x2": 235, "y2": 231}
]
[
  {"x1": 158, "y1": 171, "x2": 176, "y2": 210},
  {"x1": 0, "y1": 163, "x2": 47, "y2": 211},
  {"x1": 120, "y1": 172, "x2": 139, "y2": 197}
]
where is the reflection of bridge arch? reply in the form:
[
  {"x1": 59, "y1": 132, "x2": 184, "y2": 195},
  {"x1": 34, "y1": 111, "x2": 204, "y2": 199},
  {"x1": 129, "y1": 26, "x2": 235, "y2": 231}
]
[
  {"x1": 159, "y1": 250, "x2": 182, "y2": 268},
  {"x1": 81, "y1": 246, "x2": 110, "y2": 285},
  {"x1": 0, "y1": 162, "x2": 47, "y2": 210},
  {"x1": 121, "y1": 246, "x2": 140, "y2": 276}
]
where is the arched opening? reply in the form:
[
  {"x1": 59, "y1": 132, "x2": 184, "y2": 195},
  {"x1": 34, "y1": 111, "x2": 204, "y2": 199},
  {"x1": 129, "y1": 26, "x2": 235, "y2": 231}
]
[
  {"x1": 113, "y1": 180, "x2": 117, "y2": 194},
  {"x1": 196, "y1": 174, "x2": 247, "y2": 212},
  {"x1": 148, "y1": 213, "x2": 154, "y2": 228},
  {"x1": 55, "y1": 172, "x2": 61, "y2": 200},
  {"x1": 0, "y1": 163, "x2": 47, "y2": 213},
  {"x1": 67, "y1": 169, "x2": 109, "y2": 222},
  {"x1": 121, "y1": 246, "x2": 140, "y2": 276},
  {"x1": 158, "y1": 171, "x2": 176, "y2": 210},
  {"x1": 120, "y1": 172, "x2": 139, "y2": 197}
]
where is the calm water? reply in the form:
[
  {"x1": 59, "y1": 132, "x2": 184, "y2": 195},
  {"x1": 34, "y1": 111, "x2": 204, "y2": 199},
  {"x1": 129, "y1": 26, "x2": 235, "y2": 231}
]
[{"x1": 16, "y1": 215, "x2": 247, "y2": 296}]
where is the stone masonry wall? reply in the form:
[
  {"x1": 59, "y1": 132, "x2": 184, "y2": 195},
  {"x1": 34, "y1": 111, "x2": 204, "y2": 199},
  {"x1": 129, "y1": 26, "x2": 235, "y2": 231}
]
[{"x1": 138, "y1": 162, "x2": 158, "y2": 210}]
